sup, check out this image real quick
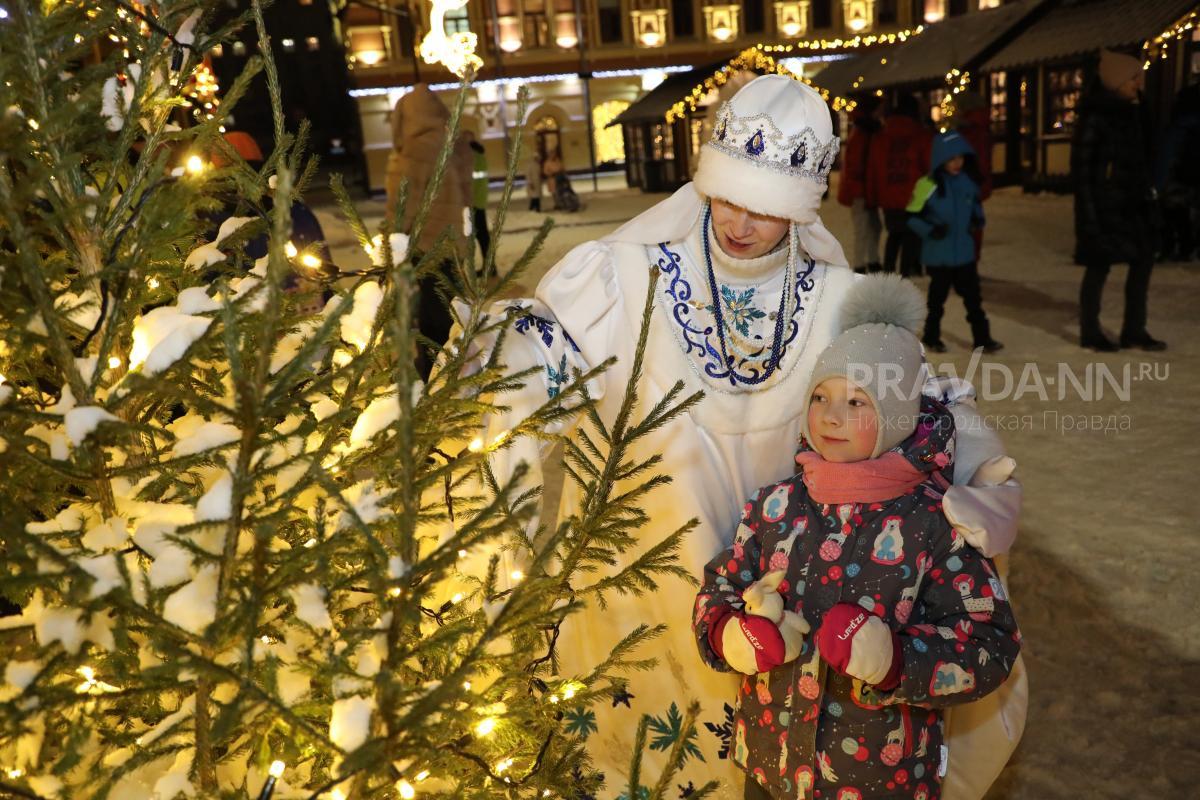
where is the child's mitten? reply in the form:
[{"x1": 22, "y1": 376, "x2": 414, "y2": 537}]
[
  {"x1": 712, "y1": 612, "x2": 788, "y2": 675},
  {"x1": 816, "y1": 603, "x2": 903, "y2": 689},
  {"x1": 742, "y1": 571, "x2": 810, "y2": 663}
]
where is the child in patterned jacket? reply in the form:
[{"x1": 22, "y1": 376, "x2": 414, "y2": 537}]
[{"x1": 693, "y1": 274, "x2": 1020, "y2": 800}]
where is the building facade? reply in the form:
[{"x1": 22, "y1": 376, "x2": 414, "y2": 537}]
[{"x1": 341, "y1": 0, "x2": 972, "y2": 191}]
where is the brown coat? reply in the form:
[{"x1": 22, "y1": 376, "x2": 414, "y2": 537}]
[{"x1": 385, "y1": 85, "x2": 472, "y2": 254}]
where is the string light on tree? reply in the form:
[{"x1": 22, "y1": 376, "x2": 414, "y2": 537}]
[
  {"x1": 184, "y1": 58, "x2": 220, "y2": 121},
  {"x1": 419, "y1": 0, "x2": 484, "y2": 77}
]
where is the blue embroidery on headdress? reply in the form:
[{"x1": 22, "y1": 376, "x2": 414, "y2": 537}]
[
  {"x1": 790, "y1": 141, "x2": 808, "y2": 167},
  {"x1": 745, "y1": 129, "x2": 765, "y2": 156}
]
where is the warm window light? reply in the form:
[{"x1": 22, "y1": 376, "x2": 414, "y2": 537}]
[
  {"x1": 848, "y1": 17, "x2": 867, "y2": 32},
  {"x1": 269, "y1": 760, "x2": 286, "y2": 778},
  {"x1": 782, "y1": 20, "x2": 801, "y2": 36},
  {"x1": 356, "y1": 49, "x2": 384, "y2": 65},
  {"x1": 474, "y1": 716, "x2": 497, "y2": 736},
  {"x1": 555, "y1": 35, "x2": 577, "y2": 48},
  {"x1": 712, "y1": 24, "x2": 732, "y2": 41},
  {"x1": 185, "y1": 154, "x2": 205, "y2": 174},
  {"x1": 639, "y1": 30, "x2": 662, "y2": 46},
  {"x1": 397, "y1": 780, "x2": 416, "y2": 799}
]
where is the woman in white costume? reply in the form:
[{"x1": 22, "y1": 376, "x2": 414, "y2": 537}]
[{"x1": 464, "y1": 76, "x2": 1023, "y2": 799}]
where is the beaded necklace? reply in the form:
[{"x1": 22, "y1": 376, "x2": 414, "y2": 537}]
[{"x1": 701, "y1": 202, "x2": 797, "y2": 386}]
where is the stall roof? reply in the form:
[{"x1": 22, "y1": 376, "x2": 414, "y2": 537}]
[
  {"x1": 810, "y1": 50, "x2": 895, "y2": 98},
  {"x1": 608, "y1": 63, "x2": 725, "y2": 127},
  {"x1": 858, "y1": 0, "x2": 1046, "y2": 90},
  {"x1": 982, "y1": 0, "x2": 1199, "y2": 71}
]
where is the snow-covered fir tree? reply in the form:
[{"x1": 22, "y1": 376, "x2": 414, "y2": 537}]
[{"x1": 0, "y1": 2, "x2": 709, "y2": 798}]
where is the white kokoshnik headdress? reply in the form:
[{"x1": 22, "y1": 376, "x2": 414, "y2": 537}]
[
  {"x1": 705, "y1": 98, "x2": 840, "y2": 187},
  {"x1": 608, "y1": 74, "x2": 848, "y2": 268}
]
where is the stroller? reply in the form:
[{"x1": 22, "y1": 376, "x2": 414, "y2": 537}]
[{"x1": 552, "y1": 171, "x2": 581, "y2": 212}]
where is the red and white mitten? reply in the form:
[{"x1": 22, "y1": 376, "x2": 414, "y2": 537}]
[
  {"x1": 816, "y1": 603, "x2": 903, "y2": 689},
  {"x1": 711, "y1": 612, "x2": 788, "y2": 675},
  {"x1": 743, "y1": 570, "x2": 810, "y2": 664}
]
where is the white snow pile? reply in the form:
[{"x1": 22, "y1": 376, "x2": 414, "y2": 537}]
[
  {"x1": 340, "y1": 281, "x2": 383, "y2": 352},
  {"x1": 130, "y1": 305, "x2": 212, "y2": 376},
  {"x1": 162, "y1": 564, "x2": 219, "y2": 634},
  {"x1": 329, "y1": 695, "x2": 376, "y2": 753},
  {"x1": 289, "y1": 583, "x2": 332, "y2": 630},
  {"x1": 64, "y1": 406, "x2": 119, "y2": 446},
  {"x1": 366, "y1": 232, "x2": 409, "y2": 268}
]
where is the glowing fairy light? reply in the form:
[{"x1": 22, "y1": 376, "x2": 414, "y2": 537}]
[{"x1": 474, "y1": 716, "x2": 497, "y2": 736}]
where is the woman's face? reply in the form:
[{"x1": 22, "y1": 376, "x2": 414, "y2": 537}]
[{"x1": 710, "y1": 198, "x2": 790, "y2": 259}]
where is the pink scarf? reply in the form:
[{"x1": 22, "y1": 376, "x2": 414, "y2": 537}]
[{"x1": 793, "y1": 451, "x2": 930, "y2": 504}]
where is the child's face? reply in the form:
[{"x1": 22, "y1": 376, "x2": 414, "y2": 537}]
[
  {"x1": 943, "y1": 155, "x2": 965, "y2": 175},
  {"x1": 807, "y1": 377, "x2": 878, "y2": 463}
]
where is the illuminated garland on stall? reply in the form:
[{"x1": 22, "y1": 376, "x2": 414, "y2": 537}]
[
  {"x1": 1141, "y1": 6, "x2": 1197, "y2": 68},
  {"x1": 937, "y1": 67, "x2": 972, "y2": 132},
  {"x1": 666, "y1": 45, "x2": 859, "y2": 122},
  {"x1": 664, "y1": 26, "x2": 928, "y2": 123}
]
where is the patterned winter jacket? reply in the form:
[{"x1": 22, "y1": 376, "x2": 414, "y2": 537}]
[{"x1": 693, "y1": 399, "x2": 1020, "y2": 800}]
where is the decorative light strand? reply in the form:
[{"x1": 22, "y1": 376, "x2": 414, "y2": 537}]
[
  {"x1": 1141, "y1": 9, "x2": 1196, "y2": 68},
  {"x1": 666, "y1": 46, "x2": 859, "y2": 123}
]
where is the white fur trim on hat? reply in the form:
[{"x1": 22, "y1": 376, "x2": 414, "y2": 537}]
[{"x1": 693, "y1": 145, "x2": 826, "y2": 223}]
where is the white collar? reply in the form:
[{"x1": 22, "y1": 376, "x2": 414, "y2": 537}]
[{"x1": 696, "y1": 215, "x2": 789, "y2": 286}]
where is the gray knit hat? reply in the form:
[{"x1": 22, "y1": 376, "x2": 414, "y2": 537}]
[{"x1": 802, "y1": 274, "x2": 927, "y2": 458}]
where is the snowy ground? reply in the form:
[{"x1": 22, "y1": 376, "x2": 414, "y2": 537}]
[{"x1": 314, "y1": 176, "x2": 1200, "y2": 798}]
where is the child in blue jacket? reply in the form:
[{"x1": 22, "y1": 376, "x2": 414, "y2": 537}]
[{"x1": 907, "y1": 131, "x2": 1003, "y2": 354}]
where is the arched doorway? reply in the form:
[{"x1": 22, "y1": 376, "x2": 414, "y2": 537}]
[{"x1": 533, "y1": 114, "x2": 560, "y2": 161}]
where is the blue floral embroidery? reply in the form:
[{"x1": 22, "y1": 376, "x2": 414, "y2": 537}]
[
  {"x1": 703, "y1": 703, "x2": 736, "y2": 760},
  {"x1": 706, "y1": 286, "x2": 767, "y2": 337},
  {"x1": 647, "y1": 702, "x2": 705, "y2": 763},
  {"x1": 656, "y1": 242, "x2": 818, "y2": 387},
  {"x1": 563, "y1": 707, "x2": 598, "y2": 740},
  {"x1": 546, "y1": 353, "x2": 569, "y2": 398},
  {"x1": 509, "y1": 305, "x2": 555, "y2": 347}
]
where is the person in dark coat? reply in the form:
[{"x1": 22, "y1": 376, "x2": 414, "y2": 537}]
[
  {"x1": 693, "y1": 277, "x2": 1020, "y2": 800},
  {"x1": 1155, "y1": 82, "x2": 1200, "y2": 262},
  {"x1": 866, "y1": 93, "x2": 932, "y2": 278},
  {"x1": 838, "y1": 96, "x2": 884, "y2": 274},
  {"x1": 1072, "y1": 50, "x2": 1165, "y2": 351}
]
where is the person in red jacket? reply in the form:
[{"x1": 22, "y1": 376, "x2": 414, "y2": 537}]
[
  {"x1": 867, "y1": 93, "x2": 932, "y2": 277},
  {"x1": 837, "y1": 95, "x2": 885, "y2": 273}
]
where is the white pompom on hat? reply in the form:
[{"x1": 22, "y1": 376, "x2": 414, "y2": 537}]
[{"x1": 802, "y1": 274, "x2": 928, "y2": 458}]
